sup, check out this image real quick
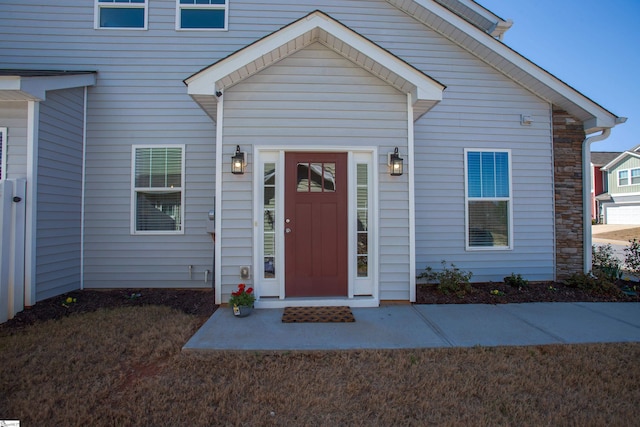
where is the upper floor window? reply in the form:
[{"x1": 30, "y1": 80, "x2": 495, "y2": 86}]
[
  {"x1": 96, "y1": 0, "x2": 148, "y2": 29},
  {"x1": 465, "y1": 149, "x2": 512, "y2": 250},
  {"x1": 177, "y1": 0, "x2": 228, "y2": 30},
  {"x1": 618, "y1": 168, "x2": 640, "y2": 186},
  {"x1": 619, "y1": 170, "x2": 629, "y2": 186},
  {"x1": 132, "y1": 146, "x2": 184, "y2": 234}
]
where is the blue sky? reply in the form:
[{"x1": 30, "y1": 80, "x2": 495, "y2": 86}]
[{"x1": 476, "y1": 0, "x2": 640, "y2": 153}]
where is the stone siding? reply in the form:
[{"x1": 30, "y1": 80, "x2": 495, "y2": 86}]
[{"x1": 553, "y1": 108, "x2": 586, "y2": 280}]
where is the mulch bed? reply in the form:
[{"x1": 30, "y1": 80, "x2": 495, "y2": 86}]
[
  {"x1": 416, "y1": 280, "x2": 640, "y2": 304},
  {"x1": 2, "y1": 279, "x2": 638, "y2": 331},
  {"x1": 1, "y1": 288, "x2": 218, "y2": 330}
]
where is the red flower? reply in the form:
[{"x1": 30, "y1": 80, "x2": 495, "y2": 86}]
[
  {"x1": 246, "y1": 287, "x2": 253, "y2": 294},
  {"x1": 238, "y1": 283, "x2": 246, "y2": 291}
]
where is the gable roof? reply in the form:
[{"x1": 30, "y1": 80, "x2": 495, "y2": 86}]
[
  {"x1": 185, "y1": 10, "x2": 445, "y2": 122},
  {"x1": 601, "y1": 145, "x2": 640, "y2": 171},
  {"x1": 591, "y1": 152, "x2": 621, "y2": 167},
  {"x1": 0, "y1": 69, "x2": 96, "y2": 101},
  {"x1": 387, "y1": 0, "x2": 623, "y2": 134}
]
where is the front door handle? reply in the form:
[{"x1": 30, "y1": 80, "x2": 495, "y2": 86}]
[{"x1": 285, "y1": 227, "x2": 292, "y2": 234}]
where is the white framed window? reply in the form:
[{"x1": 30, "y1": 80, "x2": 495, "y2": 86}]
[
  {"x1": 618, "y1": 168, "x2": 640, "y2": 186},
  {"x1": 355, "y1": 163, "x2": 369, "y2": 278},
  {"x1": 95, "y1": 0, "x2": 148, "y2": 30},
  {"x1": 176, "y1": 0, "x2": 228, "y2": 30},
  {"x1": 464, "y1": 149, "x2": 512, "y2": 250},
  {"x1": 0, "y1": 127, "x2": 6, "y2": 181},
  {"x1": 262, "y1": 160, "x2": 277, "y2": 280},
  {"x1": 618, "y1": 170, "x2": 629, "y2": 186},
  {"x1": 131, "y1": 145, "x2": 185, "y2": 234}
]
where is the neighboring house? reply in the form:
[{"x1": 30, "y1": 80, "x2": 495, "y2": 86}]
[
  {"x1": 599, "y1": 145, "x2": 640, "y2": 225},
  {"x1": 590, "y1": 151, "x2": 620, "y2": 223},
  {"x1": 0, "y1": 0, "x2": 626, "y2": 320}
]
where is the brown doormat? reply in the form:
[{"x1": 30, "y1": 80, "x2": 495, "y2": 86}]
[{"x1": 282, "y1": 306, "x2": 355, "y2": 323}]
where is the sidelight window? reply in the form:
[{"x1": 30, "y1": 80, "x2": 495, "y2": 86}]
[
  {"x1": 263, "y1": 162, "x2": 276, "y2": 278},
  {"x1": 0, "y1": 127, "x2": 6, "y2": 180},
  {"x1": 356, "y1": 163, "x2": 369, "y2": 277}
]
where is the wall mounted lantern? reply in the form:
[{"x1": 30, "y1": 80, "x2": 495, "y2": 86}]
[
  {"x1": 388, "y1": 147, "x2": 404, "y2": 176},
  {"x1": 231, "y1": 145, "x2": 246, "y2": 175}
]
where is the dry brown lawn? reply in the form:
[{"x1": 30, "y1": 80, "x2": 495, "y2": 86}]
[
  {"x1": 1, "y1": 306, "x2": 639, "y2": 425},
  {"x1": 593, "y1": 227, "x2": 640, "y2": 242}
]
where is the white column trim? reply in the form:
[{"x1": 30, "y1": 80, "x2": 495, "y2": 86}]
[
  {"x1": 214, "y1": 97, "x2": 223, "y2": 304},
  {"x1": 407, "y1": 94, "x2": 417, "y2": 302},
  {"x1": 24, "y1": 100, "x2": 39, "y2": 306}
]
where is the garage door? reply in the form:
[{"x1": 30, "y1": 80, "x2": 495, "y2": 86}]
[{"x1": 605, "y1": 204, "x2": 640, "y2": 225}]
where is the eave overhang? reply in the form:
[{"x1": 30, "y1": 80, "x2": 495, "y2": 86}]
[
  {"x1": 387, "y1": 0, "x2": 623, "y2": 134},
  {"x1": 185, "y1": 10, "x2": 445, "y2": 122},
  {"x1": 0, "y1": 70, "x2": 96, "y2": 101}
]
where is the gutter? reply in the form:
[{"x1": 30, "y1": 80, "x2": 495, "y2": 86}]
[{"x1": 581, "y1": 119, "x2": 627, "y2": 273}]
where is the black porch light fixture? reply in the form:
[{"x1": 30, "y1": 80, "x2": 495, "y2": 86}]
[
  {"x1": 231, "y1": 145, "x2": 246, "y2": 175},
  {"x1": 388, "y1": 147, "x2": 404, "y2": 176}
]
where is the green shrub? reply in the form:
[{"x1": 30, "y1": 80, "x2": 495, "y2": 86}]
[
  {"x1": 592, "y1": 244, "x2": 622, "y2": 281},
  {"x1": 504, "y1": 273, "x2": 528, "y2": 289},
  {"x1": 565, "y1": 272, "x2": 621, "y2": 297},
  {"x1": 417, "y1": 261, "x2": 473, "y2": 297},
  {"x1": 624, "y1": 239, "x2": 640, "y2": 274}
]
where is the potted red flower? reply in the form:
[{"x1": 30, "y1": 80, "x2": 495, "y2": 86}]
[{"x1": 229, "y1": 283, "x2": 255, "y2": 317}]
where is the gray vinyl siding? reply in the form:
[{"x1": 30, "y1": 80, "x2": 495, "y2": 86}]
[
  {"x1": 35, "y1": 88, "x2": 85, "y2": 300},
  {"x1": 0, "y1": 102, "x2": 29, "y2": 180},
  {"x1": 222, "y1": 43, "x2": 409, "y2": 301},
  {"x1": 608, "y1": 157, "x2": 640, "y2": 195},
  {"x1": 0, "y1": 0, "x2": 556, "y2": 290},
  {"x1": 414, "y1": 78, "x2": 554, "y2": 282}
]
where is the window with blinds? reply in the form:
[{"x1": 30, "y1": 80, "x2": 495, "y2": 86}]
[
  {"x1": 132, "y1": 146, "x2": 184, "y2": 234},
  {"x1": 465, "y1": 150, "x2": 511, "y2": 249}
]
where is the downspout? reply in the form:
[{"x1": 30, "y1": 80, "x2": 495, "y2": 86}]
[{"x1": 582, "y1": 128, "x2": 611, "y2": 274}]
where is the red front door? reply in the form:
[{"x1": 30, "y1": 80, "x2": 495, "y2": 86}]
[{"x1": 284, "y1": 152, "x2": 348, "y2": 297}]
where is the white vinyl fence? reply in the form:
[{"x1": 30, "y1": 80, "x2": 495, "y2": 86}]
[{"x1": 0, "y1": 178, "x2": 26, "y2": 323}]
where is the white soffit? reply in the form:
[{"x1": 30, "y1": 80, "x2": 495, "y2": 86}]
[
  {"x1": 388, "y1": 0, "x2": 621, "y2": 133},
  {"x1": 0, "y1": 71, "x2": 96, "y2": 101},
  {"x1": 185, "y1": 10, "x2": 445, "y2": 122}
]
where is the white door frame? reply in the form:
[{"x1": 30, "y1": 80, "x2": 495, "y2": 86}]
[{"x1": 253, "y1": 146, "x2": 379, "y2": 308}]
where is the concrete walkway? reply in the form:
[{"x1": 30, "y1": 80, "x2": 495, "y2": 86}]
[{"x1": 183, "y1": 303, "x2": 640, "y2": 352}]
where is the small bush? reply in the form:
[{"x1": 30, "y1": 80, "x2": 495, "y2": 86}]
[
  {"x1": 504, "y1": 273, "x2": 528, "y2": 289},
  {"x1": 592, "y1": 244, "x2": 622, "y2": 281},
  {"x1": 624, "y1": 239, "x2": 640, "y2": 274},
  {"x1": 565, "y1": 273, "x2": 621, "y2": 297},
  {"x1": 417, "y1": 260, "x2": 473, "y2": 297}
]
